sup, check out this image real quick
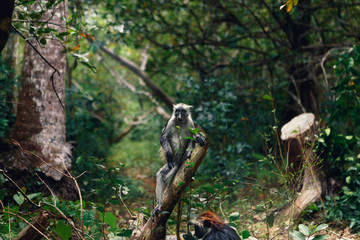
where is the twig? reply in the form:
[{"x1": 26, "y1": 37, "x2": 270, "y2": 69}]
[
  {"x1": 61, "y1": 158, "x2": 84, "y2": 237},
  {"x1": 320, "y1": 47, "x2": 353, "y2": 89},
  {"x1": 0, "y1": 169, "x2": 41, "y2": 208},
  {"x1": 11, "y1": 139, "x2": 70, "y2": 178},
  {"x1": 36, "y1": 174, "x2": 57, "y2": 207},
  {"x1": 1, "y1": 210, "x2": 50, "y2": 240}
]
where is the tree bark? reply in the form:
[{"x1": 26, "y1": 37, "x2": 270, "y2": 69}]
[
  {"x1": 10, "y1": 1, "x2": 72, "y2": 181},
  {"x1": 277, "y1": 113, "x2": 324, "y2": 223},
  {"x1": 131, "y1": 144, "x2": 209, "y2": 240},
  {"x1": 4, "y1": 28, "x2": 19, "y2": 115}
]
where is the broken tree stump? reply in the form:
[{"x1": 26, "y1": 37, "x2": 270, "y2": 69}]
[
  {"x1": 278, "y1": 113, "x2": 323, "y2": 223},
  {"x1": 15, "y1": 211, "x2": 49, "y2": 240},
  {"x1": 131, "y1": 143, "x2": 209, "y2": 240}
]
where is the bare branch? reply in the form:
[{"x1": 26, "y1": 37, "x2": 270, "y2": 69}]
[{"x1": 91, "y1": 40, "x2": 175, "y2": 109}]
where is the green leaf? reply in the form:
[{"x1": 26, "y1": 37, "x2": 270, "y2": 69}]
[
  {"x1": 263, "y1": 93, "x2": 271, "y2": 101},
  {"x1": 13, "y1": 193, "x2": 24, "y2": 205},
  {"x1": 289, "y1": 230, "x2": 305, "y2": 240},
  {"x1": 0, "y1": 189, "x2": 6, "y2": 201},
  {"x1": 80, "y1": 61, "x2": 97, "y2": 73},
  {"x1": 267, "y1": 212, "x2": 275, "y2": 228},
  {"x1": 229, "y1": 212, "x2": 240, "y2": 222},
  {"x1": 345, "y1": 135, "x2": 353, "y2": 140},
  {"x1": 203, "y1": 186, "x2": 215, "y2": 194},
  {"x1": 40, "y1": 38, "x2": 47, "y2": 45},
  {"x1": 189, "y1": 127, "x2": 200, "y2": 134},
  {"x1": 27, "y1": 192, "x2": 41, "y2": 200},
  {"x1": 83, "y1": 210, "x2": 95, "y2": 227},
  {"x1": 29, "y1": 12, "x2": 41, "y2": 19},
  {"x1": 56, "y1": 220, "x2": 72, "y2": 240},
  {"x1": 241, "y1": 230, "x2": 250, "y2": 239},
  {"x1": 312, "y1": 235, "x2": 329, "y2": 240},
  {"x1": 312, "y1": 224, "x2": 328, "y2": 234},
  {"x1": 76, "y1": 156, "x2": 82, "y2": 164},
  {"x1": 299, "y1": 224, "x2": 310, "y2": 236},
  {"x1": 185, "y1": 162, "x2": 195, "y2": 168},
  {"x1": 118, "y1": 229, "x2": 133, "y2": 237},
  {"x1": 346, "y1": 176, "x2": 351, "y2": 184},
  {"x1": 104, "y1": 212, "x2": 117, "y2": 228},
  {"x1": 228, "y1": 222, "x2": 237, "y2": 229},
  {"x1": 324, "y1": 128, "x2": 331, "y2": 136}
]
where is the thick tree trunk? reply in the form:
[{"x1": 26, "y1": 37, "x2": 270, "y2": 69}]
[
  {"x1": 277, "y1": 113, "x2": 324, "y2": 223},
  {"x1": 131, "y1": 144, "x2": 209, "y2": 240},
  {"x1": 4, "y1": 29, "x2": 19, "y2": 115},
  {"x1": 11, "y1": 1, "x2": 71, "y2": 181}
]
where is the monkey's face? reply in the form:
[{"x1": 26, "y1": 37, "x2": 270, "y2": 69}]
[
  {"x1": 188, "y1": 212, "x2": 226, "y2": 239},
  {"x1": 189, "y1": 217, "x2": 211, "y2": 239},
  {"x1": 174, "y1": 107, "x2": 189, "y2": 122}
]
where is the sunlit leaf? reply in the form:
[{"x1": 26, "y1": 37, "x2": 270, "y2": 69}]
[
  {"x1": 13, "y1": 193, "x2": 24, "y2": 205},
  {"x1": 263, "y1": 93, "x2": 271, "y2": 100},
  {"x1": 280, "y1": 0, "x2": 300, "y2": 12},
  {"x1": 299, "y1": 224, "x2": 310, "y2": 236},
  {"x1": 324, "y1": 128, "x2": 331, "y2": 136},
  {"x1": 312, "y1": 236, "x2": 329, "y2": 240},
  {"x1": 229, "y1": 212, "x2": 240, "y2": 222},
  {"x1": 312, "y1": 224, "x2": 328, "y2": 234},
  {"x1": 289, "y1": 230, "x2": 305, "y2": 240}
]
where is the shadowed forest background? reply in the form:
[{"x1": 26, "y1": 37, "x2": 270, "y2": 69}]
[{"x1": 1, "y1": 0, "x2": 360, "y2": 239}]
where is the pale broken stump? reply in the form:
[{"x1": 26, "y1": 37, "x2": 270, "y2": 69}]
[
  {"x1": 278, "y1": 113, "x2": 323, "y2": 223},
  {"x1": 131, "y1": 144, "x2": 209, "y2": 240}
]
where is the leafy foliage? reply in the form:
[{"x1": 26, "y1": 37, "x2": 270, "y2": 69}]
[
  {"x1": 317, "y1": 46, "x2": 360, "y2": 232},
  {"x1": 290, "y1": 223, "x2": 329, "y2": 240},
  {"x1": 2, "y1": 0, "x2": 360, "y2": 239}
]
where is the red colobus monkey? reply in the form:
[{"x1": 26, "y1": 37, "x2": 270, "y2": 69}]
[
  {"x1": 151, "y1": 103, "x2": 206, "y2": 220},
  {"x1": 188, "y1": 211, "x2": 242, "y2": 240}
]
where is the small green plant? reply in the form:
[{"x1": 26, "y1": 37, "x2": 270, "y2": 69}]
[{"x1": 289, "y1": 223, "x2": 329, "y2": 240}]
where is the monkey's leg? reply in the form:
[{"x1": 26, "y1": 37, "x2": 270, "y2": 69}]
[
  {"x1": 152, "y1": 162, "x2": 181, "y2": 221},
  {"x1": 152, "y1": 164, "x2": 170, "y2": 221},
  {"x1": 165, "y1": 162, "x2": 180, "y2": 180}
]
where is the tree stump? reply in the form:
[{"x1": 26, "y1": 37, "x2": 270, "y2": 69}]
[
  {"x1": 278, "y1": 113, "x2": 323, "y2": 223},
  {"x1": 131, "y1": 144, "x2": 209, "y2": 240}
]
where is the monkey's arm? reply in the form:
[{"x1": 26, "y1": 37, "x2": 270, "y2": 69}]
[{"x1": 160, "y1": 129, "x2": 174, "y2": 169}]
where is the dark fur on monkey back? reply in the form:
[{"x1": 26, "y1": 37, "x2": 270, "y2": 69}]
[{"x1": 192, "y1": 211, "x2": 242, "y2": 240}]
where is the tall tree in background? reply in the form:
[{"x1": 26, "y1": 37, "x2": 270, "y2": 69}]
[{"x1": 6, "y1": 0, "x2": 73, "y2": 197}]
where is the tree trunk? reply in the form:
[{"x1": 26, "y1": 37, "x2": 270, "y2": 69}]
[
  {"x1": 4, "y1": 28, "x2": 19, "y2": 115},
  {"x1": 131, "y1": 144, "x2": 209, "y2": 240},
  {"x1": 11, "y1": 1, "x2": 72, "y2": 181},
  {"x1": 277, "y1": 113, "x2": 324, "y2": 223}
]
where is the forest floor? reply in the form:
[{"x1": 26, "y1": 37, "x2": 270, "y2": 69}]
[
  {"x1": 117, "y1": 166, "x2": 360, "y2": 240},
  {"x1": 107, "y1": 147, "x2": 359, "y2": 240}
]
